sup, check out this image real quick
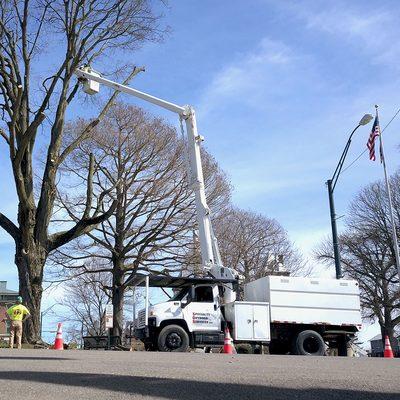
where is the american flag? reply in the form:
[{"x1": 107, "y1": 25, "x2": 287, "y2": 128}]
[{"x1": 367, "y1": 115, "x2": 381, "y2": 161}]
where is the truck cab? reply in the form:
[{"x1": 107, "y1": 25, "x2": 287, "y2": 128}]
[{"x1": 132, "y1": 274, "x2": 238, "y2": 351}]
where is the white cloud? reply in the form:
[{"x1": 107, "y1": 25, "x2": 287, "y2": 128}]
[
  {"x1": 286, "y1": 1, "x2": 400, "y2": 68},
  {"x1": 230, "y1": 160, "x2": 327, "y2": 199},
  {"x1": 210, "y1": 38, "x2": 294, "y2": 96},
  {"x1": 303, "y1": 7, "x2": 388, "y2": 37},
  {"x1": 198, "y1": 37, "x2": 317, "y2": 116}
]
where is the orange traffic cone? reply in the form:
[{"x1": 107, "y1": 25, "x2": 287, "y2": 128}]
[
  {"x1": 223, "y1": 327, "x2": 236, "y2": 354},
  {"x1": 384, "y1": 335, "x2": 394, "y2": 358},
  {"x1": 53, "y1": 323, "x2": 64, "y2": 350}
]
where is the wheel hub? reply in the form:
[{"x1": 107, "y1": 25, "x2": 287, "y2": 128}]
[
  {"x1": 166, "y1": 332, "x2": 182, "y2": 349},
  {"x1": 303, "y1": 336, "x2": 320, "y2": 354}
]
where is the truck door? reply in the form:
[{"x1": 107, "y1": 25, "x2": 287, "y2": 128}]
[{"x1": 183, "y1": 285, "x2": 221, "y2": 332}]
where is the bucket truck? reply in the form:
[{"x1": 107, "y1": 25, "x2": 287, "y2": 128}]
[{"x1": 74, "y1": 66, "x2": 362, "y2": 355}]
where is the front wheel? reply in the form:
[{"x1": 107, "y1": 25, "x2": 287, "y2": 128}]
[
  {"x1": 158, "y1": 325, "x2": 190, "y2": 352},
  {"x1": 292, "y1": 330, "x2": 325, "y2": 356}
]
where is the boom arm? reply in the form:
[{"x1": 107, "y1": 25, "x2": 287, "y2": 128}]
[{"x1": 74, "y1": 66, "x2": 236, "y2": 281}]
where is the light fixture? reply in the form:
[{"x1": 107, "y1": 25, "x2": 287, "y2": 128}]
[{"x1": 359, "y1": 114, "x2": 373, "y2": 126}]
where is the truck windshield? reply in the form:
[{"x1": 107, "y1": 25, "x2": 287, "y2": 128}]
[{"x1": 169, "y1": 287, "x2": 189, "y2": 301}]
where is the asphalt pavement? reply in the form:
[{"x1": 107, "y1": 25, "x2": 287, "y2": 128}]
[{"x1": 0, "y1": 349, "x2": 399, "y2": 400}]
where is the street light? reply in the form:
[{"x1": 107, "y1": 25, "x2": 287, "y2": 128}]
[{"x1": 327, "y1": 113, "x2": 373, "y2": 279}]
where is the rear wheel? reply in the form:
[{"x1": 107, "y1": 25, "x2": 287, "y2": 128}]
[
  {"x1": 292, "y1": 330, "x2": 325, "y2": 356},
  {"x1": 158, "y1": 325, "x2": 190, "y2": 352}
]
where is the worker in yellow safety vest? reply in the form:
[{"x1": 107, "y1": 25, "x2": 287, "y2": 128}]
[{"x1": 6, "y1": 296, "x2": 30, "y2": 349}]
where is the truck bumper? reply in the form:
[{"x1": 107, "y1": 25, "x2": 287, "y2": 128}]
[
  {"x1": 134, "y1": 318, "x2": 157, "y2": 341},
  {"x1": 193, "y1": 332, "x2": 225, "y2": 347}
]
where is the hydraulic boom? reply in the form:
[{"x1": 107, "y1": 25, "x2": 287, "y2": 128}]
[{"x1": 74, "y1": 66, "x2": 237, "y2": 283}]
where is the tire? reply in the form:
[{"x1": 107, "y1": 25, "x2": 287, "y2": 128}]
[
  {"x1": 157, "y1": 325, "x2": 190, "y2": 352},
  {"x1": 293, "y1": 330, "x2": 325, "y2": 356}
]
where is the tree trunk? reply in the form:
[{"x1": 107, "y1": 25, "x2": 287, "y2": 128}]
[
  {"x1": 15, "y1": 242, "x2": 46, "y2": 344},
  {"x1": 112, "y1": 173, "x2": 126, "y2": 343},
  {"x1": 381, "y1": 309, "x2": 397, "y2": 355},
  {"x1": 111, "y1": 263, "x2": 125, "y2": 341}
]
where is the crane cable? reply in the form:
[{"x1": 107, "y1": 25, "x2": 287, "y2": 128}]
[{"x1": 341, "y1": 106, "x2": 400, "y2": 175}]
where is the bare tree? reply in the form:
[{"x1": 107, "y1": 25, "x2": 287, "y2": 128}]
[
  {"x1": 0, "y1": 0, "x2": 165, "y2": 342},
  {"x1": 215, "y1": 207, "x2": 305, "y2": 284},
  {"x1": 315, "y1": 172, "x2": 400, "y2": 351},
  {"x1": 60, "y1": 270, "x2": 110, "y2": 338},
  {"x1": 53, "y1": 103, "x2": 232, "y2": 338}
]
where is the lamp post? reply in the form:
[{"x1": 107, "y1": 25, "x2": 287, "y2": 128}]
[{"x1": 327, "y1": 113, "x2": 373, "y2": 279}]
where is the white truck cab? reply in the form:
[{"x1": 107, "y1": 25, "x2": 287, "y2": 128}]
[{"x1": 132, "y1": 274, "x2": 270, "y2": 352}]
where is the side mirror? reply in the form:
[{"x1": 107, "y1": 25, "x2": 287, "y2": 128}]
[
  {"x1": 214, "y1": 295, "x2": 220, "y2": 311},
  {"x1": 181, "y1": 299, "x2": 188, "y2": 308},
  {"x1": 190, "y1": 285, "x2": 195, "y2": 300}
]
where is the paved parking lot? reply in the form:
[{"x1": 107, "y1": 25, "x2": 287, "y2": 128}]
[{"x1": 0, "y1": 349, "x2": 399, "y2": 399}]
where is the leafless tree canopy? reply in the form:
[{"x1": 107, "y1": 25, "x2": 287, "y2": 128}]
[
  {"x1": 56, "y1": 103, "x2": 232, "y2": 273},
  {"x1": 215, "y1": 208, "x2": 305, "y2": 283},
  {"x1": 315, "y1": 171, "x2": 400, "y2": 349},
  {"x1": 52, "y1": 103, "x2": 232, "y2": 336},
  {"x1": 0, "y1": 0, "x2": 165, "y2": 342},
  {"x1": 60, "y1": 271, "x2": 110, "y2": 338}
]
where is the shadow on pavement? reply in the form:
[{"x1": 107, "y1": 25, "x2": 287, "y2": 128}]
[
  {"x1": 0, "y1": 371, "x2": 396, "y2": 400},
  {"x1": 0, "y1": 357, "x2": 72, "y2": 361}
]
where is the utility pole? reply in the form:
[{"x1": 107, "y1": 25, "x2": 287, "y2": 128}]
[
  {"x1": 375, "y1": 105, "x2": 400, "y2": 282},
  {"x1": 327, "y1": 179, "x2": 342, "y2": 279},
  {"x1": 327, "y1": 114, "x2": 373, "y2": 279}
]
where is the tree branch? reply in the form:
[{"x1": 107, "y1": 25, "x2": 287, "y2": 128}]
[
  {"x1": 0, "y1": 127, "x2": 10, "y2": 144},
  {"x1": 83, "y1": 153, "x2": 95, "y2": 218},
  {"x1": 48, "y1": 200, "x2": 117, "y2": 251},
  {"x1": 0, "y1": 212, "x2": 19, "y2": 241},
  {"x1": 58, "y1": 66, "x2": 145, "y2": 165}
]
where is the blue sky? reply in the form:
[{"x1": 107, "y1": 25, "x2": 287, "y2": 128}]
[
  {"x1": 134, "y1": 0, "x2": 400, "y2": 268},
  {"x1": 1, "y1": 0, "x2": 400, "y2": 342}
]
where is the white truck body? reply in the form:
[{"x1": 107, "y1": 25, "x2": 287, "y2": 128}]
[
  {"x1": 244, "y1": 276, "x2": 362, "y2": 329},
  {"x1": 224, "y1": 301, "x2": 271, "y2": 342},
  {"x1": 131, "y1": 274, "x2": 362, "y2": 354}
]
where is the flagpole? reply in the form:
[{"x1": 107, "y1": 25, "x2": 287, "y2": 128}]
[{"x1": 376, "y1": 105, "x2": 400, "y2": 281}]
